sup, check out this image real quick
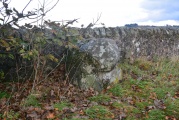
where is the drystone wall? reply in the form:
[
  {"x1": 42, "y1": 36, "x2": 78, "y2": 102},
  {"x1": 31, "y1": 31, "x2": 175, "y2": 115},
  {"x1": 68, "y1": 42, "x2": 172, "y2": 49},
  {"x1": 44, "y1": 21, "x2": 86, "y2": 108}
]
[{"x1": 79, "y1": 26, "x2": 179, "y2": 59}]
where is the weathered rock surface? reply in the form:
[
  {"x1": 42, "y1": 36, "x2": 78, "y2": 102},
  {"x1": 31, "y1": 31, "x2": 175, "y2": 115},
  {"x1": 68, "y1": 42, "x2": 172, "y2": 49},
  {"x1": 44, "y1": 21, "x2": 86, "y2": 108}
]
[
  {"x1": 79, "y1": 38, "x2": 120, "y2": 71},
  {"x1": 69, "y1": 38, "x2": 121, "y2": 91}
]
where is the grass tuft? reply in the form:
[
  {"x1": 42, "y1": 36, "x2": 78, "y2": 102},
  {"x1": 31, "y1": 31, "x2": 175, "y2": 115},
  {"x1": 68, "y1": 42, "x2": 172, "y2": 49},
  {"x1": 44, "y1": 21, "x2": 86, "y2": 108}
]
[
  {"x1": 53, "y1": 101, "x2": 73, "y2": 111},
  {"x1": 85, "y1": 105, "x2": 114, "y2": 120},
  {"x1": 22, "y1": 94, "x2": 41, "y2": 107},
  {"x1": 88, "y1": 94, "x2": 111, "y2": 103}
]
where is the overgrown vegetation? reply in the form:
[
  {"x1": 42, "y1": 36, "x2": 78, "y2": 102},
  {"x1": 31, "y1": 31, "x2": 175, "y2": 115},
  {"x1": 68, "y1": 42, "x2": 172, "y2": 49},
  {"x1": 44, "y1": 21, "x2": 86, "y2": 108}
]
[
  {"x1": 0, "y1": 57, "x2": 178, "y2": 119},
  {"x1": 0, "y1": 0, "x2": 87, "y2": 94},
  {"x1": 0, "y1": 0, "x2": 179, "y2": 119}
]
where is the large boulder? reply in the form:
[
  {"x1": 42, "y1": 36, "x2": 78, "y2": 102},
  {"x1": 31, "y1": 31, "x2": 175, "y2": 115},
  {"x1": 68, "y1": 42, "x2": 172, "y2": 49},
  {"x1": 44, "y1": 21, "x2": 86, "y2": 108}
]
[
  {"x1": 80, "y1": 38, "x2": 120, "y2": 71},
  {"x1": 68, "y1": 38, "x2": 122, "y2": 91}
]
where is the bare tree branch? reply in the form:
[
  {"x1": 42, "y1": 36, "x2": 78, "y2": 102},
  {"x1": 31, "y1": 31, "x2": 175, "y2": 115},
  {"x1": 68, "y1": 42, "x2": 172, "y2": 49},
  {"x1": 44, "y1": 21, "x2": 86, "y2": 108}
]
[
  {"x1": 22, "y1": 0, "x2": 33, "y2": 14},
  {"x1": 5, "y1": 13, "x2": 36, "y2": 25},
  {"x1": 37, "y1": 0, "x2": 42, "y2": 7},
  {"x1": 81, "y1": 13, "x2": 102, "y2": 35},
  {"x1": 44, "y1": 0, "x2": 59, "y2": 15},
  {"x1": 0, "y1": 0, "x2": 60, "y2": 27},
  {"x1": 63, "y1": 18, "x2": 79, "y2": 28},
  {"x1": 29, "y1": 0, "x2": 60, "y2": 25}
]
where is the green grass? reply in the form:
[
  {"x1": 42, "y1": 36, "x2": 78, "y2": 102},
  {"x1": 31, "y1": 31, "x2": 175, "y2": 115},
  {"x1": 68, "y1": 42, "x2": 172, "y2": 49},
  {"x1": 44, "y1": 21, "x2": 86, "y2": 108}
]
[
  {"x1": 0, "y1": 91, "x2": 10, "y2": 99},
  {"x1": 85, "y1": 105, "x2": 114, "y2": 120},
  {"x1": 135, "y1": 101, "x2": 151, "y2": 110},
  {"x1": 111, "y1": 57, "x2": 179, "y2": 119},
  {"x1": 88, "y1": 94, "x2": 111, "y2": 103},
  {"x1": 108, "y1": 84, "x2": 124, "y2": 97},
  {"x1": 63, "y1": 118, "x2": 89, "y2": 120},
  {"x1": 153, "y1": 87, "x2": 174, "y2": 99},
  {"x1": 111, "y1": 101, "x2": 124, "y2": 109},
  {"x1": 146, "y1": 109, "x2": 165, "y2": 120},
  {"x1": 164, "y1": 98, "x2": 179, "y2": 119},
  {"x1": 22, "y1": 94, "x2": 41, "y2": 107},
  {"x1": 53, "y1": 101, "x2": 73, "y2": 111},
  {"x1": 1, "y1": 110, "x2": 20, "y2": 120}
]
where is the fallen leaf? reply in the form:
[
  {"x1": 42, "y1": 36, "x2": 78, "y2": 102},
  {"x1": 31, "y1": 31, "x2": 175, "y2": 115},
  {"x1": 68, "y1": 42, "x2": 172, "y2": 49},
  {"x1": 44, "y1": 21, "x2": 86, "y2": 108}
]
[
  {"x1": 174, "y1": 91, "x2": 179, "y2": 98},
  {"x1": 145, "y1": 105, "x2": 155, "y2": 111},
  {"x1": 118, "y1": 111, "x2": 127, "y2": 120},
  {"x1": 46, "y1": 112, "x2": 55, "y2": 119},
  {"x1": 165, "y1": 116, "x2": 177, "y2": 120},
  {"x1": 154, "y1": 99, "x2": 166, "y2": 109},
  {"x1": 70, "y1": 107, "x2": 77, "y2": 112},
  {"x1": 27, "y1": 111, "x2": 39, "y2": 118},
  {"x1": 149, "y1": 92, "x2": 157, "y2": 100},
  {"x1": 79, "y1": 110, "x2": 84, "y2": 115},
  {"x1": 51, "y1": 90, "x2": 55, "y2": 96},
  {"x1": 44, "y1": 105, "x2": 54, "y2": 110}
]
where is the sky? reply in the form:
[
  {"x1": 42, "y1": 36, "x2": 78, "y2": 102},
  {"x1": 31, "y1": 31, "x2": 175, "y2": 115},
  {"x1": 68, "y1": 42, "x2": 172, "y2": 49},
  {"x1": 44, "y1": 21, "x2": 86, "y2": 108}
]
[{"x1": 5, "y1": 0, "x2": 179, "y2": 27}]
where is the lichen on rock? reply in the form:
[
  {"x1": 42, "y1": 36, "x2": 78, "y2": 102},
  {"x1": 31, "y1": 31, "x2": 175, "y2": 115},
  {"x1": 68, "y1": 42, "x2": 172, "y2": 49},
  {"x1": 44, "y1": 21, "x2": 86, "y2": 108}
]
[{"x1": 67, "y1": 38, "x2": 122, "y2": 91}]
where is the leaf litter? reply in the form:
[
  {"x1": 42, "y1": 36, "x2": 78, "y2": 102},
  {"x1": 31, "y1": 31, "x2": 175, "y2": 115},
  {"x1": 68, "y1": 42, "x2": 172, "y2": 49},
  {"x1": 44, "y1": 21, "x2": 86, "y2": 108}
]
[{"x1": 0, "y1": 58, "x2": 179, "y2": 119}]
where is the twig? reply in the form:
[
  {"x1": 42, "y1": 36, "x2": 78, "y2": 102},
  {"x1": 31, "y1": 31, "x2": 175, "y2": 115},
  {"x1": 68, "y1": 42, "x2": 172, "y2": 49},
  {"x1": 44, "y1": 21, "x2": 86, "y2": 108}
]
[
  {"x1": 22, "y1": 0, "x2": 33, "y2": 14},
  {"x1": 63, "y1": 18, "x2": 79, "y2": 28},
  {"x1": 44, "y1": 0, "x2": 59, "y2": 15},
  {"x1": 81, "y1": 13, "x2": 102, "y2": 35}
]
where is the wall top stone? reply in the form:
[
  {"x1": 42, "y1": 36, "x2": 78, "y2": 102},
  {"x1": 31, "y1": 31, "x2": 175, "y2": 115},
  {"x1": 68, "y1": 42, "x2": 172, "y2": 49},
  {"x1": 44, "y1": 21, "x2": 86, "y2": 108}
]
[{"x1": 78, "y1": 26, "x2": 179, "y2": 58}]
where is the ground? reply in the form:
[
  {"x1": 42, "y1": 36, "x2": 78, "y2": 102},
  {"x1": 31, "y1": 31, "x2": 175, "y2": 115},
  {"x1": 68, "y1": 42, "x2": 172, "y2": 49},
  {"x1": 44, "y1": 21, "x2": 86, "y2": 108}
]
[{"x1": 0, "y1": 57, "x2": 179, "y2": 120}]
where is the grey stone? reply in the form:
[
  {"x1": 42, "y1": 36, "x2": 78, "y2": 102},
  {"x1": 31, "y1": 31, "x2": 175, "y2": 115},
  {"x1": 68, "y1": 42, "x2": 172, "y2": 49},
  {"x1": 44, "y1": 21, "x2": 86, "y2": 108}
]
[
  {"x1": 80, "y1": 64, "x2": 121, "y2": 91},
  {"x1": 93, "y1": 28, "x2": 100, "y2": 37},
  {"x1": 72, "y1": 38, "x2": 122, "y2": 91},
  {"x1": 80, "y1": 38, "x2": 120, "y2": 71},
  {"x1": 99, "y1": 27, "x2": 106, "y2": 37}
]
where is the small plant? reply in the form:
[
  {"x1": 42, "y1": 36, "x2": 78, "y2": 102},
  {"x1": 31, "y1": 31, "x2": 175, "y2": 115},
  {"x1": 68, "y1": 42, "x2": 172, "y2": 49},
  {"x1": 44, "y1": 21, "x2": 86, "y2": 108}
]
[
  {"x1": 108, "y1": 84, "x2": 124, "y2": 97},
  {"x1": 22, "y1": 94, "x2": 40, "y2": 107},
  {"x1": 53, "y1": 101, "x2": 73, "y2": 111},
  {"x1": 88, "y1": 94, "x2": 111, "y2": 103},
  {"x1": 85, "y1": 105, "x2": 114, "y2": 120}
]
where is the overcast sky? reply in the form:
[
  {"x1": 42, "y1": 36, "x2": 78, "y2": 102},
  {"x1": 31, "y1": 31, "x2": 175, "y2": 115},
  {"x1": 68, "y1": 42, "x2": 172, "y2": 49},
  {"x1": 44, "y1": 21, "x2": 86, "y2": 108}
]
[{"x1": 7, "y1": 0, "x2": 179, "y2": 27}]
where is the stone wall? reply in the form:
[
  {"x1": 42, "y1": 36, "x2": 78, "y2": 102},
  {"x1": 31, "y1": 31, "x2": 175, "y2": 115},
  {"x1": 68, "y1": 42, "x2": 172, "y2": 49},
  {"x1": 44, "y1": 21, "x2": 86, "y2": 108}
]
[{"x1": 79, "y1": 26, "x2": 179, "y2": 59}]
